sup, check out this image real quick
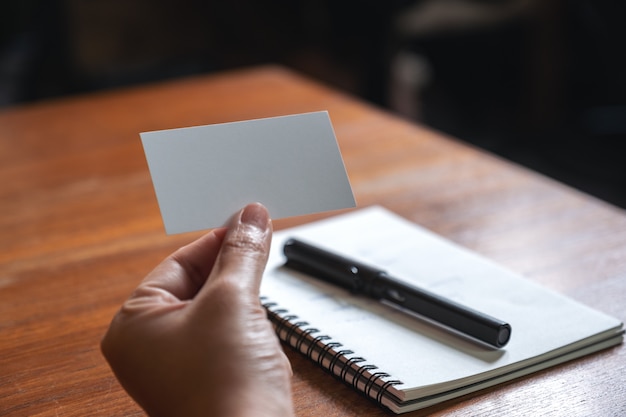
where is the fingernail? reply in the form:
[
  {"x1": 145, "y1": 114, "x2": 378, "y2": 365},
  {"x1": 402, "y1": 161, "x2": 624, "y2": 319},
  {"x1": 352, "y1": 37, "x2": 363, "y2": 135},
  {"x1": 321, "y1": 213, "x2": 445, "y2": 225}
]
[{"x1": 240, "y1": 203, "x2": 270, "y2": 231}]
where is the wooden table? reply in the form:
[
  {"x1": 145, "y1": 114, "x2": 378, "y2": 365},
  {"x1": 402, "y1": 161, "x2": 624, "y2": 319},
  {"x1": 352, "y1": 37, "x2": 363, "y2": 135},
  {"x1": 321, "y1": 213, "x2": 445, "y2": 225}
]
[{"x1": 1, "y1": 66, "x2": 624, "y2": 416}]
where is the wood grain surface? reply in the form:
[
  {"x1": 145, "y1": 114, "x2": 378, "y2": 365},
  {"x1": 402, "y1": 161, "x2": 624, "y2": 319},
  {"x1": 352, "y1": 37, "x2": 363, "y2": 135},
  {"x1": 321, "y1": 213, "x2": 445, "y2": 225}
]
[{"x1": 1, "y1": 66, "x2": 624, "y2": 416}]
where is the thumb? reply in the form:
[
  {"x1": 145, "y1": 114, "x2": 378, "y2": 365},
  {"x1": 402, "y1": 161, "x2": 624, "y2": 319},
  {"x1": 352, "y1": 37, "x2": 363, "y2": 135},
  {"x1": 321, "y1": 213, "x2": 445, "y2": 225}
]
[{"x1": 204, "y1": 202, "x2": 272, "y2": 296}]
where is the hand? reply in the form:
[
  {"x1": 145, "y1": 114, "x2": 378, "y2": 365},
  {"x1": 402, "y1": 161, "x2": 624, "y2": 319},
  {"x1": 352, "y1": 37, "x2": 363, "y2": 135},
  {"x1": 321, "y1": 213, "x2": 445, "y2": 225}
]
[{"x1": 101, "y1": 203, "x2": 294, "y2": 417}]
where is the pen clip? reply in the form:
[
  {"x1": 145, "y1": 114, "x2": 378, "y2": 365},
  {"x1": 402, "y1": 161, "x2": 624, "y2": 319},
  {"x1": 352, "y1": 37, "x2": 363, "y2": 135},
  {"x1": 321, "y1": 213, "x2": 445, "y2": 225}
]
[{"x1": 283, "y1": 238, "x2": 373, "y2": 293}]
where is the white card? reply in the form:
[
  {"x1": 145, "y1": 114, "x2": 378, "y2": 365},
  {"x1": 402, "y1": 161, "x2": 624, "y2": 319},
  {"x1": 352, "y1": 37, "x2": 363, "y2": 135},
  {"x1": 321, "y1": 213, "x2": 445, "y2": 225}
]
[{"x1": 140, "y1": 111, "x2": 356, "y2": 234}]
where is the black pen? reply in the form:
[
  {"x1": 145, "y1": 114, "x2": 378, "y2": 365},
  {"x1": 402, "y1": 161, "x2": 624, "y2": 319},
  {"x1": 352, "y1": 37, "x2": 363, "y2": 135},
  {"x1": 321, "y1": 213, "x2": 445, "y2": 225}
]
[{"x1": 282, "y1": 238, "x2": 512, "y2": 348}]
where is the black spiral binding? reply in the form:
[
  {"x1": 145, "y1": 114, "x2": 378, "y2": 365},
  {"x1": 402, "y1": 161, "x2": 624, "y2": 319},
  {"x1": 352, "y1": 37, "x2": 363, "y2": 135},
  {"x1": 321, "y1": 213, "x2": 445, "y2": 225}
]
[{"x1": 261, "y1": 297, "x2": 403, "y2": 410}]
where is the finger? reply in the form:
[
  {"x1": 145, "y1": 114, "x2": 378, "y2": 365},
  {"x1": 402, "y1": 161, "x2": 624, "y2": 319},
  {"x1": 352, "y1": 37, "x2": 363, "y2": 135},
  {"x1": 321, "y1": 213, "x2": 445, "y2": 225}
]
[
  {"x1": 132, "y1": 227, "x2": 228, "y2": 302},
  {"x1": 204, "y1": 202, "x2": 272, "y2": 296}
]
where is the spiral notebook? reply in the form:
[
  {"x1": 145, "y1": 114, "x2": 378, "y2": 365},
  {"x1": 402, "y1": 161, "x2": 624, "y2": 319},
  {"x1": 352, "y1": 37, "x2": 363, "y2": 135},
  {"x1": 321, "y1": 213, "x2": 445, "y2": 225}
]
[{"x1": 260, "y1": 206, "x2": 624, "y2": 414}]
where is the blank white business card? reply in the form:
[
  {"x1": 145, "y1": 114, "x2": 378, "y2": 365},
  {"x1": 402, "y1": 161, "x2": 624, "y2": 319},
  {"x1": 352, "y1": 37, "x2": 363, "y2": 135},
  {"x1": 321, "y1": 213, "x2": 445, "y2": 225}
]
[{"x1": 140, "y1": 111, "x2": 356, "y2": 234}]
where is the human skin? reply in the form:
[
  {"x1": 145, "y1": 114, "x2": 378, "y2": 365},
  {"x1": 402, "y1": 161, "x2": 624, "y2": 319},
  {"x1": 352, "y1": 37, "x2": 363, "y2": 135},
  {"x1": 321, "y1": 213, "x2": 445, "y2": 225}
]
[{"x1": 101, "y1": 203, "x2": 294, "y2": 417}]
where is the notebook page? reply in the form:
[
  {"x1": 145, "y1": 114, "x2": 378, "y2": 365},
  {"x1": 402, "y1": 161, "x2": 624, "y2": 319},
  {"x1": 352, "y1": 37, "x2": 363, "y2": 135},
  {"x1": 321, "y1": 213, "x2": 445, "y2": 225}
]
[{"x1": 260, "y1": 206, "x2": 623, "y2": 400}]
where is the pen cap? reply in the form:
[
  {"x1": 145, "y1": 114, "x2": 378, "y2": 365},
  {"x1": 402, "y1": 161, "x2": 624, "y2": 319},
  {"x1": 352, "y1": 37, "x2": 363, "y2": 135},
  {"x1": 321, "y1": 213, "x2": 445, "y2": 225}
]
[{"x1": 283, "y1": 238, "x2": 372, "y2": 293}]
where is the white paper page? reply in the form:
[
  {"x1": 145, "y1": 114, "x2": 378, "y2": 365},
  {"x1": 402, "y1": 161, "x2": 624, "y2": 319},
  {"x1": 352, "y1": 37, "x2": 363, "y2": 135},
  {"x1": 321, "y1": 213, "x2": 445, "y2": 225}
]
[
  {"x1": 261, "y1": 206, "x2": 623, "y2": 400},
  {"x1": 140, "y1": 111, "x2": 356, "y2": 234}
]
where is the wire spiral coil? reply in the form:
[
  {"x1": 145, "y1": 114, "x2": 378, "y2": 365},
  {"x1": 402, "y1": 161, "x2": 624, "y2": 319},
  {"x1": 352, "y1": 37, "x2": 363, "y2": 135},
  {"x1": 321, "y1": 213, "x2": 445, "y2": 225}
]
[{"x1": 261, "y1": 297, "x2": 403, "y2": 409}]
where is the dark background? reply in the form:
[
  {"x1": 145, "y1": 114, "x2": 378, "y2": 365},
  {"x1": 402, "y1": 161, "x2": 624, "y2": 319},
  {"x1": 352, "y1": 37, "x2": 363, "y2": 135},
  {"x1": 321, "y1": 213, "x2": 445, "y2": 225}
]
[{"x1": 2, "y1": 0, "x2": 625, "y2": 208}]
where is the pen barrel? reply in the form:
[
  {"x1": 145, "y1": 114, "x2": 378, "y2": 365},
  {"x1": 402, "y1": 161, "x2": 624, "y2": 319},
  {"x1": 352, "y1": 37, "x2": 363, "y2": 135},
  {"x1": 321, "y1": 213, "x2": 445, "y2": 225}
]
[{"x1": 374, "y1": 274, "x2": 511, "y2": 348}]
